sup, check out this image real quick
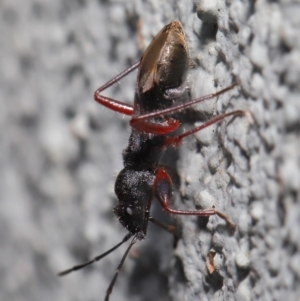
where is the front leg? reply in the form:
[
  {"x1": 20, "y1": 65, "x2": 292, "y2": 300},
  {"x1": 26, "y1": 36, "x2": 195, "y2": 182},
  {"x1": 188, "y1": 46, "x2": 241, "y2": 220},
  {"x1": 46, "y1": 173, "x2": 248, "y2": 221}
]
[
  {"x1": 154, "y1": 167, "x2": 236, "y2": 230},
  {"x1": 94, "y1": 62, "x2": 139, "y2": 115},
  {"x1": 130, "y1": 83, "x2": 239, "y2": 135}
]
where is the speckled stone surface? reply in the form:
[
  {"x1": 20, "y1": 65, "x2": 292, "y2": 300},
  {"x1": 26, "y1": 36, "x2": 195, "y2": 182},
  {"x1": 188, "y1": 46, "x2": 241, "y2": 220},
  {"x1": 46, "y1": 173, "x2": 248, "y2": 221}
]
[{"x1": 0, "y1": 1, "x2": 299, "y2": 301}]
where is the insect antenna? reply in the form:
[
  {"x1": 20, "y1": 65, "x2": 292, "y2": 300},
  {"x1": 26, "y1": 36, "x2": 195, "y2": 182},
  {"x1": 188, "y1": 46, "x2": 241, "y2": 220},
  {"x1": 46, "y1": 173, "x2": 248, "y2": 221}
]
[
  {"x1": 105, "y1": 234, "x2": 138, "y2": 301},
  {"x1": 58, "y1": 232, "x2": 132, "y2": 276}
]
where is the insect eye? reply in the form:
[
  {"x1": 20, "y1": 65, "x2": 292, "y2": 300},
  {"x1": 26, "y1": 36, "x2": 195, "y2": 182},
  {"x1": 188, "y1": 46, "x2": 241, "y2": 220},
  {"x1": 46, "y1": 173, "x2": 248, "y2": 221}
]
[{"x1": 126, "y1": 207, "x2": 133, "y2": 216}]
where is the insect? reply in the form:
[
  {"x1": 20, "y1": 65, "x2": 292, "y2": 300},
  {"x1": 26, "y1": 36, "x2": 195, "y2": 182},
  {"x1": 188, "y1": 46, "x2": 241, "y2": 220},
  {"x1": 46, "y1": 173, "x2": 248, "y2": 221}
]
[{"x1": 59, "y1": 20, "x2": 244, "y2": 301}]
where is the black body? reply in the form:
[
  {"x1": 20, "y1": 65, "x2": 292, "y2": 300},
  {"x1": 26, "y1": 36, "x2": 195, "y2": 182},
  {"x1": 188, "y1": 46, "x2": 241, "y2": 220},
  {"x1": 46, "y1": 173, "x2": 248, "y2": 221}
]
[{"x1": 114, "y1": 21, "x2": 189, "y2": 239}]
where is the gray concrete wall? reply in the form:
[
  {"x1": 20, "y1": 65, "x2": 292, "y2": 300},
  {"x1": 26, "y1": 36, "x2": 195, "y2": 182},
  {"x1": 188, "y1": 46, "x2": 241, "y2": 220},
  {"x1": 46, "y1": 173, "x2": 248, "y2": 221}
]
[{"x1": 0, "y1": 1, "x2": 299, "y2": 301}]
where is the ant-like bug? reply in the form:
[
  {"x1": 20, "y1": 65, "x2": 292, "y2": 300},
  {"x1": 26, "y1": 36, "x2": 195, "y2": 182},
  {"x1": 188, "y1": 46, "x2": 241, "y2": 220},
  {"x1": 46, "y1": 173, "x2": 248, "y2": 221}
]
[{"x1": 59, "y1": 20, "x2": 244, "y2": 301}]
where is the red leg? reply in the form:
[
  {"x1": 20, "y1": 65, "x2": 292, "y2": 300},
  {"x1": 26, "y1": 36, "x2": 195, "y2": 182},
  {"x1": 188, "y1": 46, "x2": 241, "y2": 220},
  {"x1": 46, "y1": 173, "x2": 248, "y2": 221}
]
[
  {"x1": 164, "y1": 110, "x2": 245, "y2": 147},
  {"x1": 130, "y1": 117, "x2": 180, "y2": 135},
  {"x1": 94, "y1": 62, "x2": 139, "y2": 115},
  {"x1": 149, "y1": 216, "x2": 177, "y2": 235},
  {"x1": 154, "y1": 168, "x2": 236, "y2": 230},
  {"x1": 130, "y1": 83, "x2": 238, "y2": 134}
]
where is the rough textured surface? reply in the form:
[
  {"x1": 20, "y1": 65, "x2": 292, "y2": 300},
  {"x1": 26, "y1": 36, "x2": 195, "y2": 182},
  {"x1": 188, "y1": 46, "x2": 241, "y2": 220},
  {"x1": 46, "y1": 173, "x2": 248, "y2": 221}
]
[{"x1": 1, "y1": 1, "x2": 299, "y2": 301}]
